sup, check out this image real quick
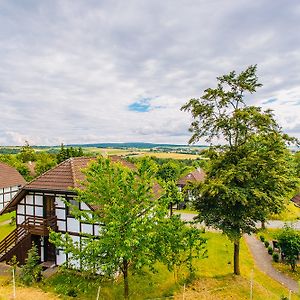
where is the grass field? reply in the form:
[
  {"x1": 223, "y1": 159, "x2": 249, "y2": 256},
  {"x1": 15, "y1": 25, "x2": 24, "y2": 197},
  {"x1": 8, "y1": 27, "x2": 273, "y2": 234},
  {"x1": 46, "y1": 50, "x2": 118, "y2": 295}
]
[
  {"x1": 83, "y1": 147, "x2": 201, "y2": 160},
  {"x1": 270, "y1": 202, "x2": 300, "y2": 221},
  {"x1": 0, "y1": 212, "x2": 16, "y2": 241},
  {"x1": 41, "y1": 232, "x2": 295, "y2": 299}
]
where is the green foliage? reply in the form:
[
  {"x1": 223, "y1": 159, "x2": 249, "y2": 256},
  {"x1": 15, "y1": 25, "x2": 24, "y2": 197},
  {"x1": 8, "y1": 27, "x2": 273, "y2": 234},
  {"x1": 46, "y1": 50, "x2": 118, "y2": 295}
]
[
  {"x1": 264, "y1": 241, "x2": 270, "y2": 248},
  {"x1": 272, "y1": 252, "x2": 279, "y2": 262},
  {"x1": 20, "y1": 243, "x2": 43, "y2": 285},
  {"x1": 8, "y1": 255, "x2": 19, "y2": 271},
  {"x1": 276, "y1": 225, "x2": 300, "y2": 271},
  {"x1": 157, "y1": 161, "x2": 180, "y2": 182},
  {"x1": 18, "y1": 141, "x2": 36, "y2": 163},
  {"x1": 57, "y1": 143, "x2": 85, "y2": 163},
  {"x1": 267, "y1": 246, "x2": 273, "y2": 255},
  {"x1": 155, "y1": 215, "x2": 207, "y2": 279},
  {"x1": 162, "y1": 180, "x2": 183, "y2": 212},
  {"x1": 182, "y1": 65, "x2": 299, "y2": 275},
  {"x1": 34, "y1": 152, "x2": 57, "y2": 176},
  {"x1": 260, "y1": 235, "x2": 265, "y2": 242},
  {"x1": 294, "y1": 151, "x2": 300, "y2": 177}
]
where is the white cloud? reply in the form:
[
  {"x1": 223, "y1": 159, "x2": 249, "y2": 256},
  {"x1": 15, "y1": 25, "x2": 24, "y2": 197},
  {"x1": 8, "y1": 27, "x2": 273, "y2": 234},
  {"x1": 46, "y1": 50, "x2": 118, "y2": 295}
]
[{"x1": 0, "y1": 0, "x2": 299, "y2": 145}]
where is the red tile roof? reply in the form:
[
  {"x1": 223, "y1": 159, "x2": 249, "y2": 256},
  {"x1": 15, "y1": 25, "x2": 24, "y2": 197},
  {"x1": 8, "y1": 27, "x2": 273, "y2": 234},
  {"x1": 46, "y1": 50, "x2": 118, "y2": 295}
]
[
  {"x1": 1, "y1": 156, "x2": 162, "y2": 214},
  {"x1": 291, "y1": 194, "x2": 300, "y2": 207},
  {"x1": 177, "y1": 168, "x2": 205, "y2": 186},
  {"x1": 25, "y1": 156, "x2": 136, "y2": 192},
  {"x1": 0, "y1": 162, "x2": 26, "y2": 189}
]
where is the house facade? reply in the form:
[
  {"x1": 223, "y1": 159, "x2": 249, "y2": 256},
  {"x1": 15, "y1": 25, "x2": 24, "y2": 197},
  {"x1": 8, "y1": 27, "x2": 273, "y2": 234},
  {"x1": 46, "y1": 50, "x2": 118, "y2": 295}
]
[
  {"x1": 0, "y1": 162, "x2": 26, "y2": 212},
  {"x1": 176, "y1": 168, "x2": 205, "y2": 209},
  {"x1": 0, "y1": 156, "x2": 135, "y2": 267}
]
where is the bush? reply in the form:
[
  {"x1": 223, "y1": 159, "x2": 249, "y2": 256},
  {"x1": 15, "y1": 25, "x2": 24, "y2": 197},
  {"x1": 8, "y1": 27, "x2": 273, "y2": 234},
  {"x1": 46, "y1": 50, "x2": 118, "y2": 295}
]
[
  {"x1": 260, "y1": 235, "x2": 265, "y2": 242},
  {"x1": 264, "y1": 240, "x2": 269, "y2": 248},
  {"x1": 20, "y1": 243, "x2": 43, "y2": 285},
  {"x1": 272, "y1": 252, "x2": 279, "y2": 262},
  {"x1": 267, "y1": 246, "x2": 273, "y2": 255},
  {"x1": 276, "y1": 225, "x2": 300, "y2": 271}
]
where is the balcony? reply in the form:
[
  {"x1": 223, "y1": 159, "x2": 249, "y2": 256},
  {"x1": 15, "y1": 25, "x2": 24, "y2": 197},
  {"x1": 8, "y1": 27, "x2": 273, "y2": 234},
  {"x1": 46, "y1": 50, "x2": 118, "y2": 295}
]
[{"x1": 20, "y1": 216, "x2": 58, "y2": 236}]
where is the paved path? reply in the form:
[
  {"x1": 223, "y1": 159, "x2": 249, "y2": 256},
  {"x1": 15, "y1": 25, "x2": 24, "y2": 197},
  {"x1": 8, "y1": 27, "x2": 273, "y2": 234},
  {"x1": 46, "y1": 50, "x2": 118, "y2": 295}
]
[
  {"x1": 244, "y1": 234, "x2": 299, "y2": 293},
  {"x1": 176, "y1": 212, "x2": 300, "y2": 229},
  {"x1": 177, "y1": 212, "x2": 300, "y2": 292}
]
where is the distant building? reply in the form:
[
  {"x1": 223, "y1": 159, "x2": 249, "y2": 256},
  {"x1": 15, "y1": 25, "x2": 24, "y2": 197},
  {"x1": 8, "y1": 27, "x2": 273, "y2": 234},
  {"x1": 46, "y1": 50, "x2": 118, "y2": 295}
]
[
  {"x1": 176, "y1": 168, "x2": 205, "y2": 209},
  {"x1": 0, "y1": 162, "x2": 26, "y2": 212}
]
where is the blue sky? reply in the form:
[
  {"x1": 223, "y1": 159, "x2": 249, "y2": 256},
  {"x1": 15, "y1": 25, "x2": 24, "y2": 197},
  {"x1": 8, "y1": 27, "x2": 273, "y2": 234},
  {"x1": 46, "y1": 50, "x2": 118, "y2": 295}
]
[{"x1": 0, "y1": 0, "x2": 299, "y2": 145}]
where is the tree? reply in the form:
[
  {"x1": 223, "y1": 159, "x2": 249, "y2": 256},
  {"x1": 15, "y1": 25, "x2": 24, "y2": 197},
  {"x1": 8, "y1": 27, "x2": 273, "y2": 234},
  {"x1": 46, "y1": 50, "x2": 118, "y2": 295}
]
[
  {"x1": 182, "y1": 65, "x2": 298, "y2": 275},
  {"x1": 18, "y1": 141, "x2": 36, "y2": 163},
  {"x1": 34, "y1": 152, "x2": 57, "y2": 176},
  {"x1": 157, "y1": 161, "x2": 180, "y2": 182},
  {"x1": 163, "y1": 180, "x2": 183, "y2": 216},
  {"x1": 156, "y1": 215, "x2": 207, "y2": 280},
  {"x1": 20, "y1": 243, "x2": 42, "y2": 285},
  {"x1": 277, "y1": 225, "x2": 300, "y2": 271},
  {"x1": 50, "y1": 157, "x2": 173, "y2": 299}
]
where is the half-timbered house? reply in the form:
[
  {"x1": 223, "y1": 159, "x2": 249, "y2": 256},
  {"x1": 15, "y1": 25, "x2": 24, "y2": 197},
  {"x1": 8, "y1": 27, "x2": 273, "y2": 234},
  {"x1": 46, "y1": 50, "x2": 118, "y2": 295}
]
[
  {"x1": 0, "y1": 162, "x2": 26, "y2": 212},
  {"x1": 0, "y1": 156, "x2": 135, "y2": 267},
  {"x1": 176, "y1": 168, "x2": 205, "y2": 209}
]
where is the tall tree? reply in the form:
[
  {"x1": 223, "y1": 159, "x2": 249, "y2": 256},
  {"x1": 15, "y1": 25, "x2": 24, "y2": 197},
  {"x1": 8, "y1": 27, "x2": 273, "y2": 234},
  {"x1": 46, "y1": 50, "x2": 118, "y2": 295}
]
[
  {"x1": 18, "y1": 141, "x2": 36, "y2": 163},
  {"x1": 182, "y1": 65, "x2": 298, "y2": 275},
  {"x1": 50, "y1": 157, "x2": 202, "y2": 299}
]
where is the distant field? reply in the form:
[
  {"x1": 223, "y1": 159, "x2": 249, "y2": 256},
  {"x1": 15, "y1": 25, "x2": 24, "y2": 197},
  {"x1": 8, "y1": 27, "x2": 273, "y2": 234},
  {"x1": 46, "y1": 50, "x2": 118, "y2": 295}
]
[
  {"x1": 83, "y1": 147, "x2": 201, "y2": 159},
  {"x1": 132, "y1": 152, "x2": 200, "y2": 159}
]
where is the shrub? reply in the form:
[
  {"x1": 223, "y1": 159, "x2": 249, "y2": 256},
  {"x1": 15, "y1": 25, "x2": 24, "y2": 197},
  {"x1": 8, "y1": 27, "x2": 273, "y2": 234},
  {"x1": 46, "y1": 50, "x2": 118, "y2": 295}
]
[
  {"x1": 277, "y1": 225, "x2": 300, "y2": 271},
  {"x1": 264, "y1": 240, "x2": 269, "y2": 248},
  {"x1": 272, "y1": 252, "x2": 279, "y2": 262},
  {"x1": 20, "y1": 243, "x2": 43, "y2": 285},
  {"x1": 267, "y1": 246, "x2": 273, "y2": 255},
  {"x1": 259, "y1": 235, "x2": 265, "y2": 242}
]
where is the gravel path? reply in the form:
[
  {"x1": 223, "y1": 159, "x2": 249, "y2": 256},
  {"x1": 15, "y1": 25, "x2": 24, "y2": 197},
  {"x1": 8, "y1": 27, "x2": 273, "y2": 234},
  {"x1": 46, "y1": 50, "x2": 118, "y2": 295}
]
[{"x1": 245, "y1": 235, "x2": 298, "y2": 293}]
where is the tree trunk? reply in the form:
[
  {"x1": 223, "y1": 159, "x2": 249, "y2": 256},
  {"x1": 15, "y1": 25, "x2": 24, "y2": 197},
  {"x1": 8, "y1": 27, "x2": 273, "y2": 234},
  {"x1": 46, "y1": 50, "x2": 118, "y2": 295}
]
[
  {"x1": 123, "y1": 259, "x2": 129, "y2": 299},
  {"x1": 170, "y1": 202, "x2": 173, "y2": 217},
  {"x1": 233, "y1": 240, "x2": 240, "y2": 275},
  {"x1": 261, "y1": 220, "x2": 266, "y2": 229}
]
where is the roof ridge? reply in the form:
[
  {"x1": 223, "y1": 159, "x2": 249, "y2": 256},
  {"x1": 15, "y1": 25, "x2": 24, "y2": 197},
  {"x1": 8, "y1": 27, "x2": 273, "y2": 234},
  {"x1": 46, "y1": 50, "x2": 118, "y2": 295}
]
[{"x1": 69, "y1": 158, "x2": 76, "y2": 187}]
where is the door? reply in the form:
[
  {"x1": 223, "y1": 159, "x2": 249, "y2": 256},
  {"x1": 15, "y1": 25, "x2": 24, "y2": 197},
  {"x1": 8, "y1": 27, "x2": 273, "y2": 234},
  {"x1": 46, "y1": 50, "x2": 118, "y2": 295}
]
[
  {"x1": 44, "y1": 237, "x2": 56, "y2": 262},
  {"x1": 43, "y1": 195, "x2": 55, "y2": 218}
]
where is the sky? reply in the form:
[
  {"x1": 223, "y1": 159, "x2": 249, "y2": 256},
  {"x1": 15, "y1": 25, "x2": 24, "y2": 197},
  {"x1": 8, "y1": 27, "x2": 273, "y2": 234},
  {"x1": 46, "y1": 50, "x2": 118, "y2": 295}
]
[{"x1": 0, "y1": 0, "x2": 299, "y2": 146}]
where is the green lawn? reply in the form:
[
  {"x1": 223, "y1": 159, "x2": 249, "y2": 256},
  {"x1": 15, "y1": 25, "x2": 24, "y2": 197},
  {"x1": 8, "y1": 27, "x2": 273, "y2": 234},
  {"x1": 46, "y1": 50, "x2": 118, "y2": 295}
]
[
  {"x1": 0, "y1": 212, "x2": 15, "y2": 241},
  {"x1": 0, "y1": 212, "x2": 14, "y2": 224},
  {"x1": 42, "y1": 232, "x2": 296, "y2": 299},
  {"x1": 270, "y1": 202, "x2": 300, "y2": 221}
]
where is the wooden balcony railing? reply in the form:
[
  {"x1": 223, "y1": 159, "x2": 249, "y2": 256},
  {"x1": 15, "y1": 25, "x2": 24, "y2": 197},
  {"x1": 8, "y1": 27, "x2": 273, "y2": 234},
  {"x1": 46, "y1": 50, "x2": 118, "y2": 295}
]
[{"x1": 20, "y1": 216, "x2": 58, "y2": 236}]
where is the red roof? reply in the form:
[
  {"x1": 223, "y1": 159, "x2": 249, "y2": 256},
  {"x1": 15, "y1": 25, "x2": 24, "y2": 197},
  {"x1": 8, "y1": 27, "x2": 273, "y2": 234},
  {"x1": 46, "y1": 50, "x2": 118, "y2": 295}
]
[
  {"x1": 25, "y1": 156, "x2": 135, "y2": 192},
  {"x1": 0, "y1": 162, "x2": 26, "y2": 189},
  {"x1": 291, "y1": 194, "x2": 300, "y2": 207},
  {"x1": 177, "y1": 168, "x2": 205, "y2": 186},
  {"x1": 1, "y1": 156, "x2": 162, "y2": 214}
]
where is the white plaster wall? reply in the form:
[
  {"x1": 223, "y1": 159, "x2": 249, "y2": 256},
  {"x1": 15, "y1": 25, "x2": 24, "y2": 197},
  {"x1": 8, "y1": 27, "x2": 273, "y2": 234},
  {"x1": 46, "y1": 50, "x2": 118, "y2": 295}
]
[
  {"x1": 17, "y1": 204, "x2": 25, "y2": 214},
  {"x1": 17, "y1": 214, "x2": 25, "y2": 224},
  {"x1": 67, "y1": 218, "x2": 80, "y2": 233},
  {"x1": 57, "y1": 220, "x2": 66, "y2": 231},
  {"x1": 56, "y1": 208, "x2": 65, "y2": 219},
  {"x1": 56, "y1": 250, "x2": 67, "y2": 265},
  {"x1": 26, "y1": 195, "x2": 34, "y2": 205},
  {"x1": 81, "y1": 223, "x2": 93, "y2": 235},
  {"x1": 35, "y1": 195, "x2": 43, "y2": 206}
]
